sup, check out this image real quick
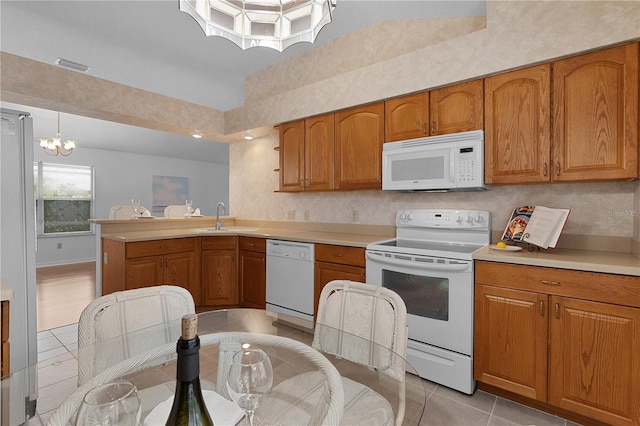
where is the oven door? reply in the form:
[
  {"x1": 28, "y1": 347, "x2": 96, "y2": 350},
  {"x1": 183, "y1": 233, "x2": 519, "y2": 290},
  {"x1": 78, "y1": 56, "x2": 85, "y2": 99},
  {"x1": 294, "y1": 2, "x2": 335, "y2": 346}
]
[{"x1": 365, "y1": 249, "x2": 473, "y2": 356}]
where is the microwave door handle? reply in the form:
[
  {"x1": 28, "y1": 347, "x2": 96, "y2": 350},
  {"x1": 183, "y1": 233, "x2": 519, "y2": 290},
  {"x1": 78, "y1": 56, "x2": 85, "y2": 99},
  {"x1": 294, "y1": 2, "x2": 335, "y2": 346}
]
[
  {"x1": 450, "y1": 151, "x2": 456, "y2": 183},
  {"x1": 366, "y1": 251, "x2": 470, "y2": 272}
]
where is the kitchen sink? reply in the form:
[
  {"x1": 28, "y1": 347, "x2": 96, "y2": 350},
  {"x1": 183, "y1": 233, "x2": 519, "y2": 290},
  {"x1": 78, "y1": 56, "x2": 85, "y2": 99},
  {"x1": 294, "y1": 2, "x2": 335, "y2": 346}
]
[{"x1": 196, "y1": 227, "x2": 258, "y2": 232}]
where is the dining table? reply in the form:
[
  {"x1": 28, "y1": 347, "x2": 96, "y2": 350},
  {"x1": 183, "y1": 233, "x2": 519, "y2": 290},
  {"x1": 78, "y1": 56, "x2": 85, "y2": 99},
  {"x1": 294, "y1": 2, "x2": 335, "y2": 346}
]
[{"x1": 47, "y1": 308, "x2": 427, "y2": 425}]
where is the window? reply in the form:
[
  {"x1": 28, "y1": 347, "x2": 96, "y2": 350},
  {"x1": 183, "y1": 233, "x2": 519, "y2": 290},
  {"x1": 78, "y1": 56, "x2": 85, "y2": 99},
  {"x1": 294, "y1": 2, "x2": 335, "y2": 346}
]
[{"x1": 34, "y1": 162, "x2": 94, "y2": 235}]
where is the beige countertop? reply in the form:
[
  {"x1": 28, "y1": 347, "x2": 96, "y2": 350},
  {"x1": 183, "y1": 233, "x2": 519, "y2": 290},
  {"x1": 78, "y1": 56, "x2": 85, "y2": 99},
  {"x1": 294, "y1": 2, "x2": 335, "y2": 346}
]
[
  {"x1": 100, "y1": 226, "x2": 390, "y2": 248},
  {"x1": 473, "y1": 245, "x2": 640, "y2": 276},
  {"x1": 1, "y1": 278, "x2": 14, "y2": 302}
]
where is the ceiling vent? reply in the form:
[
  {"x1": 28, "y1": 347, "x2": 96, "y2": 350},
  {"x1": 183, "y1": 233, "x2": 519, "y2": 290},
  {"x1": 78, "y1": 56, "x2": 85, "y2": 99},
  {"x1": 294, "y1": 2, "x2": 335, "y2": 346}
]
[{"x1": 54, "y1": 57, "x2": 91, "y2": 73}]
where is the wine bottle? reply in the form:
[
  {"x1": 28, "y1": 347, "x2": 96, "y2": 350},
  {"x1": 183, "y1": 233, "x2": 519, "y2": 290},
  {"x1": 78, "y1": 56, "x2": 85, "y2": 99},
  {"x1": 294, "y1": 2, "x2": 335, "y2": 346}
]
[{"x1": 165, "y1": 314, "x2": 214, "y2": 426}]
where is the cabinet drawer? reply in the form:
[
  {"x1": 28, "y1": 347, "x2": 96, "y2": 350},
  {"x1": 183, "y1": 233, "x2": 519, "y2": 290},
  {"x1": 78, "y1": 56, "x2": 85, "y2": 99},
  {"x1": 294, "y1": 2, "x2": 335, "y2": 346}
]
[
  {"x1": 475, "y1": 260, "x2": 640, "y2": 308},
  {"x1": 315, "y1": 244, "x2": 365, "y2": 267},
  {"x1": 126, "y1": 238, "x2": 197, "y2": 258},
  {"x1": 239, "y1": 237, "x2": 266, "y2": 253},
  {"x1": 201, "y1": 236, "x2": 237, "y2": 250}
]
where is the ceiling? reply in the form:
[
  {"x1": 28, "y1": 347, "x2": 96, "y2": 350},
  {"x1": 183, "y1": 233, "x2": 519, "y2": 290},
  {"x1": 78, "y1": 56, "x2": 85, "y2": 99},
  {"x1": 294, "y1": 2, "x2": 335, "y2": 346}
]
[{"x1": 0, "y1": 0, "x2": 485, "y2": 161}]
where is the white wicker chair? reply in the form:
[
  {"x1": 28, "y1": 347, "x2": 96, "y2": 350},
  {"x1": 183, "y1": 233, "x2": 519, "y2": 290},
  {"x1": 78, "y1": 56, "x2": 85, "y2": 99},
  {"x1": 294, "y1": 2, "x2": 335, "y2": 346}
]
[
  {"x1": 77, "y1": 285, "x2": 196, "y2": 386},
  {"x1": 163, "y1": 205, "x2": 189, "y2": 217},
  {"x1": 109, "y1": 205, "x2": 148, "y2": 219},
  {"x1": 48, "y1": 332, "x2": 344, "y2": 426},
  {"x1": 312, "y1": 280, "x2": 409, "y2": 426}
]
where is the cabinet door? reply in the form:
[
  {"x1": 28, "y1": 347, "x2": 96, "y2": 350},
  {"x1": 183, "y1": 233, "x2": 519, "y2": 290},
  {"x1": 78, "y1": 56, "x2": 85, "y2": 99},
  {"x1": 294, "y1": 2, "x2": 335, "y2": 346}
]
[
  {"x1": 335, "y1": 102, "x2": 384, "y2": 190},
  {"x1": 474, "y1": 284, "x2": 548, "y2": 401},
  {"x1": 552, "y1": 43, "x2": 638, "y2": 181},
  {"x1": 484, "y1": 64, "x2": 551, "y2": 184},
  {"x1": 304, "y1": 113, "x2": 335, "y2": 191},
  {"x1": 429, "y1": 80, "x2": 483, "y2": 135},
  {"x1": 279, "y1": 120, "x2": 305, "y2": 192},
  {"x1": 201, "y1": 249, "x2": 237, "y2": 307},
  {"x1": 384, "y1": 92, "x2": 429, "y2": 142},
  {"x1": 125, "y1": 255, "x2": 164, "y2": 290},
  {"x1": 164, "y1": 251, "x2": 200, "y2": 305},
  {"x1": 239, "y1": 250, "x2": 266, "y2": 309},
  {"x1": 549, "y1": 296, "x2": 640, "y2": 425},
  {"x1": 314, "y1": 261, "x2": 365, "y2": 319}
]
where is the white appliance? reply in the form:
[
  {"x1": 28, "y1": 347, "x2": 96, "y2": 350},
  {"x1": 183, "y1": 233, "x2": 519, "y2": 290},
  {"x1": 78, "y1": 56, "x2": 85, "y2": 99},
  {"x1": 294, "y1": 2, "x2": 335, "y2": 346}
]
[
  {"x1": 382, "y1": 130, "x2": 488, "y2": 192},
  {"x1": 266, "y1": 240, "x2": 315, "y2": 322},
  {"x1": 1, "y1": 108, "x2": 38, "y2": 424},
  {"x1": 366, "y1": 209, "x2": 490, "y2": 394}
]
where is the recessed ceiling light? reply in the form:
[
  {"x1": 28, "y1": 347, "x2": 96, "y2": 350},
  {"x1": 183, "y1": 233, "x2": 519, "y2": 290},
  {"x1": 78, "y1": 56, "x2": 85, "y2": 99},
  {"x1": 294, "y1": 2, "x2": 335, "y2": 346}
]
[
  {"x1": 192, "y1": 134, "x2": 202, "y2": 139},
  {"x1": 244, "y1": 135, "x2": 254, "y2": 140},
  {"x1": 54, "y1": 57, "x2": 91, "y2": 73}
]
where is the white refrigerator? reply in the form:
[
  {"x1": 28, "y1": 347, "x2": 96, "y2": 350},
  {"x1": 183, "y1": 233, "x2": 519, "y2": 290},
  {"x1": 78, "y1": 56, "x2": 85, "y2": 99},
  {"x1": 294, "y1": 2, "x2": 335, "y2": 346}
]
[{"x1": 1, "y1": 108, "x2": 38, "y2": 425}]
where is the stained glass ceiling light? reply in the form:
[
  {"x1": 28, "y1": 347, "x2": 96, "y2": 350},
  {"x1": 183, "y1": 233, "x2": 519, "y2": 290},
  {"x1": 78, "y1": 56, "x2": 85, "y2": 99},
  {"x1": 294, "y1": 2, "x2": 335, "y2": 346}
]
[{"x1": 179, "y1": 0, "x2": 336, "y2": 52}]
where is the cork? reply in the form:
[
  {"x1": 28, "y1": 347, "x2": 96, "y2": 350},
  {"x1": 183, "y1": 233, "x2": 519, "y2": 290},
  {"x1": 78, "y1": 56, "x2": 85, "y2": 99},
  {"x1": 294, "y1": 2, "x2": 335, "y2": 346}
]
[{"x1": 181, "y1": 314, "x2": 198, "y2": 340}]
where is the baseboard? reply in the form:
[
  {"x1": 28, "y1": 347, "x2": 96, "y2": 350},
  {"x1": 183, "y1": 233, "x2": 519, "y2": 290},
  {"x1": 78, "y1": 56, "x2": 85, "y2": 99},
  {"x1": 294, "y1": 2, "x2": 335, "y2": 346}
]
[{"x1": 36, "y1": 258, "x2": 96, "y2": 268}]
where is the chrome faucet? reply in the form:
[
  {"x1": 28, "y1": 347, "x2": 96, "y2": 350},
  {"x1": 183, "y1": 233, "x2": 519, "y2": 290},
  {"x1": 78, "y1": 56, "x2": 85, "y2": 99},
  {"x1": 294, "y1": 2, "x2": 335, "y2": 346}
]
[{"x1": 215, "y1": 201, "x2": 226, "y2": 230}]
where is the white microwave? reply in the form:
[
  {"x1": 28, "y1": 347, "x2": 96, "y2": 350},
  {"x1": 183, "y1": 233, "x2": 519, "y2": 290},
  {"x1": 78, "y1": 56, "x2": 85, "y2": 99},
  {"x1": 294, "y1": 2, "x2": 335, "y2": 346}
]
[{"x1": 382, "y1": 130, "x2": 489, "y2": 192}]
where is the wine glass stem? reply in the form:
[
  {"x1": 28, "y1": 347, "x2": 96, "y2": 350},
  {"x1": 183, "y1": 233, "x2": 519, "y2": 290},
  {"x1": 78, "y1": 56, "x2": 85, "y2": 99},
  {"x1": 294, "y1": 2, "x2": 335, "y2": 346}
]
[{"x1": 248, "y1": 411, "x2": 255, "y2": 426}]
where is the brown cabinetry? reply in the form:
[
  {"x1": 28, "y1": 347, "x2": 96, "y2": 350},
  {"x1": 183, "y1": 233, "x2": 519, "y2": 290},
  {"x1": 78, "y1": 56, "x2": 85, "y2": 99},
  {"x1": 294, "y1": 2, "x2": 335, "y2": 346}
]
[
  {"x1": 201, "y1": 237, "x2": 237, "y2": 308},
  {"x1": 314, "y1": 244, "x2": 365, "y2": 317},
  {"x1": 475, "y1": 261, "x2": 640, "y2": 425},
  {"x1": 278, "y1": 115, "x2": 335, "y2": 192},
  {"x1": 239, "y1": 237, "x2": 266, "y2": 309},
  {"x1": 552, "y1": 43, "x2": 638, "y2": 181},
  {"x1": 335, "y1": 102, "x2": 385, "y2": 190},
  {"x1": 484, "y1": 64, "x2": 551, "y2": 184},
  {"x1": 101, "y1": 238, "x2": 200, "y2": 302},
  {"x1": 1, "y1": 301, "x2": 9, "y2": 378},
  {"x1": 385, "y1": 92, "x2": 429, "y2": 142},
  {"x1": 429, "y1": 80, "x2": 483, "y2": 136},
  {"x1": 485, "y1": 44, "x2": 638, "y2": 184}
]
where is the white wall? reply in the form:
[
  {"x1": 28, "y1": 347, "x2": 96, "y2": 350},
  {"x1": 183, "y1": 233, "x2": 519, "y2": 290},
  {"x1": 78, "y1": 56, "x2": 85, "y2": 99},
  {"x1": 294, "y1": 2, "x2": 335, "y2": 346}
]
[{"x1": 33, "y1": 145, "x2": 229, "y2": 267}]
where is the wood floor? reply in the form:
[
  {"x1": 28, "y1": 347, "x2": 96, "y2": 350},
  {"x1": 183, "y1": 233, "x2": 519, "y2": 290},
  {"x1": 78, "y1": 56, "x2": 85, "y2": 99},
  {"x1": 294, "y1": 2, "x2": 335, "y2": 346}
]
[{"x1": 36, "y1": 262, "x2": 96, "y2": 331}]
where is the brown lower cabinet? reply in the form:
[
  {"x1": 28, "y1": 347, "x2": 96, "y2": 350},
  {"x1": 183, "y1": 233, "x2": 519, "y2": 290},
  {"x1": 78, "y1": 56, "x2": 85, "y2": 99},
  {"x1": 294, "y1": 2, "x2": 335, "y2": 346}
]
[
  {"x1": 239, "y1": 237, "x2": 266, "y2": 309},
  {"x1": 314, "y1": 244, "x2": 365, "y2": 318},
  {"x1": 474, "y1": 261, "x2": 640, "y2": 426},
  {"x1": 1, "y1": 301, "x2": 9, "y2": 378},
  {"x1": 201, "y1": 236, "x2": 237, "y2": 308}
]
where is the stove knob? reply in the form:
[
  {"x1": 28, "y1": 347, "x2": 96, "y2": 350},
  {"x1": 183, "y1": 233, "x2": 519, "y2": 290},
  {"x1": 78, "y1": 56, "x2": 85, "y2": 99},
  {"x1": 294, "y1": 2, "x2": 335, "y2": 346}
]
[
  {"x1": 467, "y1": 215, "x2": 474, "y2": 224},
  {"x1": 399, "y1": 213, "x2": 407, "y2": 221},
  {"x1": 456, "y1": 216, "x2": 464, "y2": 224},
  {"x1": 407, "y1": 213, "x2": 414, "y2": 221},
  {"x1": 474, "y1": 215, "x2": 483, "y2": 223}
]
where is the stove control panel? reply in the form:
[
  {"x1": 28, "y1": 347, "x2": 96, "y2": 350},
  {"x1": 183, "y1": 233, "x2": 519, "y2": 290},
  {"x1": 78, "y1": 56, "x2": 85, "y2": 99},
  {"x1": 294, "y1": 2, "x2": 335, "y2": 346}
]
[{"x1": 396, "y1": 209, "x2": 490, "y2": 230}]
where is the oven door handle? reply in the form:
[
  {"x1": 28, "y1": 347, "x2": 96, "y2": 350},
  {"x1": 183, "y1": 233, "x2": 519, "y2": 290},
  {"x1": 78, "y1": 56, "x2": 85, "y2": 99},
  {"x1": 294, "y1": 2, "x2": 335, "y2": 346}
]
[{"x1": 366, "y1": 251, "x2": 471, "y2": 272}]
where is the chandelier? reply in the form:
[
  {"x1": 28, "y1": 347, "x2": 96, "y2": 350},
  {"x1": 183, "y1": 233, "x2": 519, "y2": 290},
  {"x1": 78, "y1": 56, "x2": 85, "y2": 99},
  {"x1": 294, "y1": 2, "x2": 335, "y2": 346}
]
[
  {"x1": 178, "y1": 0, "x2": 336, "y2": 52},
  {"x1": 39, "y1": 112, "x2": 76, "y2": 157}
]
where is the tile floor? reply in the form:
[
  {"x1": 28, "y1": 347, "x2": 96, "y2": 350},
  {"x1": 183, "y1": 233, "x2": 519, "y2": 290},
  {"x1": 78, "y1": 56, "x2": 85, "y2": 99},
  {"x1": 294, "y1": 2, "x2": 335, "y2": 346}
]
[{"x1": 32, "y1": 323, "x2": 581, "y2": 426}]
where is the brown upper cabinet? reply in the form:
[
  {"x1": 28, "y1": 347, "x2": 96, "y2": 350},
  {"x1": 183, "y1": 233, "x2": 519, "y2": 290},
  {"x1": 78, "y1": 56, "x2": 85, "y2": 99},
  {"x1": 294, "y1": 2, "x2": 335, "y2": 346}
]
[
  {"x1": 278, "y1": 120, "x2": 304, "y2": 192},
  {"x1": 335, "y1": 102, "x2": 385, "y2": 190},
  {"x1": 429, "y1": 80, "x2": 484, "y2": 136},
  {"x1": 384, "y1": 92, "x2": 429, "y2": 142},
  {"x1": 552, "y1": 43, "x2": 638, "y2": 182},
  {"x1": 486, "y1": 43, "x2": 638, "y2": 184},
  {"x1": 278, "y1": 114, "x2": 335, "y2": 192},
  {"x1": 384, "y1": 80, "x2": 484, "y2": 142},
  {"x1": 484, "y1": 64, "x2": 552, "y2": 184}
]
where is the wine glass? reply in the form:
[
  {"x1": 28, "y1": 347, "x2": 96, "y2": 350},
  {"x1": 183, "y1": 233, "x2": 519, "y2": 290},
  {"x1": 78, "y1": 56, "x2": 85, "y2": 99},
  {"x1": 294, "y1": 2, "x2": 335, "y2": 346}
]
[
  {"x1": 75, "y1": 379, "x2": 141, "y2": 426},
  {"x1": 185, "y1": 199, "x2": 193, "y2": 215},
  {"x1": 226, "y1": 345, "x2": 273, "y2": 426},
  {"x1": 131, "y1": 199, "x2": 141, "y2": 217}
]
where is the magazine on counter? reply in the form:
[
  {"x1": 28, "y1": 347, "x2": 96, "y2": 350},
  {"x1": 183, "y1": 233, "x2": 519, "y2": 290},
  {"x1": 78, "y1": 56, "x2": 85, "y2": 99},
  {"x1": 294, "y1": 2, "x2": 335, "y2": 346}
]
[{"x1": 501, "y1": 205, "x2": 570, "y2": 249}]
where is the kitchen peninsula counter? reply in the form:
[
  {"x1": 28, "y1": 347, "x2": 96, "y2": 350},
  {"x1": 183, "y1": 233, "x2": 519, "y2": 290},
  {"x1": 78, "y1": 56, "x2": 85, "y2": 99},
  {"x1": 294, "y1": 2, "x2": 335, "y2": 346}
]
[{"x1": 473, "y1": 245, "x2": 640, "y2": 277}]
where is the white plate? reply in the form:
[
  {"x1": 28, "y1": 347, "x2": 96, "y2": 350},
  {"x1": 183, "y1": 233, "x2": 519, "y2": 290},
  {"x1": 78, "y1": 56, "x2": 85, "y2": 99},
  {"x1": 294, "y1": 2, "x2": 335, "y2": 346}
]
[
  {"x1": 135, "y1": 216, "x2": 155, "y2": 219},
  {"x1": 489, "y1": 244, "x2": 522, "y2": 252},
  {"x1": 185, "y1": 214, "x2": 203, "y2": 217}
]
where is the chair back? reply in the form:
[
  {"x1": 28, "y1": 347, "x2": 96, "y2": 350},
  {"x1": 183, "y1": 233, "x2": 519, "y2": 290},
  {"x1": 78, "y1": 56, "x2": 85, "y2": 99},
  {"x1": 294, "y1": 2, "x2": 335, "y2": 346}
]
[
  {"x1": 164, "y1": 205, "x2": 189, "y2": 217},
  {"x1": 77, "y1": 285, "x2": 195, "y2": 386},
  {"x1": 109, "y1": 205, "x2": 147, "y2": 219},
  {"x1": 313, "y1": 280, "x2": 408, "y2": 425}
]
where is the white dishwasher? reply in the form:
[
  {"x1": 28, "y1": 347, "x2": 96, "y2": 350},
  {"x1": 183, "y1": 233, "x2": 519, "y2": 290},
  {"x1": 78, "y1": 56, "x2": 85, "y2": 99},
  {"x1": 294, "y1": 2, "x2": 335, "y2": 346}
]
[{"x1": 266, "y1": 239, "x2": 315, "y2": 322}]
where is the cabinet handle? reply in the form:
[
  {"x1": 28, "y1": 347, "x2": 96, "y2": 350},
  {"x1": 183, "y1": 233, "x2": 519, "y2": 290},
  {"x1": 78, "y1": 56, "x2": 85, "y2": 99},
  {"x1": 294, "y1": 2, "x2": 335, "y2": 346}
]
[
  {"x1": 540, "y1": 279, "x2": 560, "y2": 286},
  {"x1": 556, "y1": 162, "x2": 561, "y2": 176},
  {"x1": 543, "y1": 163, "x2": 548, "y2": 177},
  {"x1": 539, "y1": 300, "x2": 544, "y2": 316},
  {"x1": 422, "y1": 123, "x2": 427, "y2": 134},
  {"x1": 555, "y1": 303, "x2": 560, "y2": 319},
  {"x1": 160, "y1": 259, "x2": 164, "y2": 268},
  {"x1": 249, "y1": 243, "x2": 256, "y2": 247},
  {"x1": 431, "y1": 121, "x2": 435, "y2": 134},
  {"x1": 335, "y1": 253, "x2": 344, "y2": 257}
]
